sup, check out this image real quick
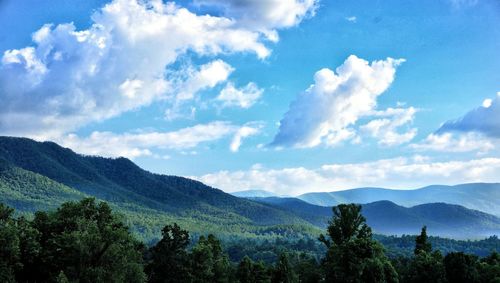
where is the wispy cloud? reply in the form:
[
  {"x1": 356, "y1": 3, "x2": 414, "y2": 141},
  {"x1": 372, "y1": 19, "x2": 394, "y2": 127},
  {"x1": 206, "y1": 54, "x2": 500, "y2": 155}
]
[
  {"x1": 195, "y1": 157, "x2": 500, "y2": 195},
  {"x1": 410, "y1": 132, "x2": 494, "y2": 153},
  {"x1": 56, "y1": 121, "x2": 261, "y2": 159},
  {"x1": 361, "y1": 107, "x2": 418, "y2": 146},
  {"x1": 345, "y1": 16, "x2": 357, "y2": 23},
  {"x1": 215, "y1": 82, "x2": 263, "y2": 109}
]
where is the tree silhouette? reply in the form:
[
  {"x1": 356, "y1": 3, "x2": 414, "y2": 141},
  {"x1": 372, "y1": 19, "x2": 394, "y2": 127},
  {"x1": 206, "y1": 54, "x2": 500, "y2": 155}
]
[
  {"x1": 146, "y1": 223, "x2": 191, "y2": 283},
  {"x1": 405, "y1": 226, "x2": 446, "y2": 283},
  {"x1": 320, "y1": 204, "x2": 398, "y2": 283},
  {"x1": 414, "y1": 226, "x2": 432, "y2": 255}
]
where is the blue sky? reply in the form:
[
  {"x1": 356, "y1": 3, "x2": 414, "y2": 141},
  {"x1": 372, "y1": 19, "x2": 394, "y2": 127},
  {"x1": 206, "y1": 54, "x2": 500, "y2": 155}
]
[{"x1": 0, "y1": 0, "x2": 499, "y2": 195}]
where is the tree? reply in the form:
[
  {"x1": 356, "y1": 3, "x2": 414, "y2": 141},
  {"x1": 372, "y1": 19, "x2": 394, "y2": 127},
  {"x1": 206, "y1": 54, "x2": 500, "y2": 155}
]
[
  {"x1": 405, "y1": 227, "x2": 446, "y2": 283},
  {"x1": 405, "y1": 251, "x2": 446, "y2": 283},
  {"x1": 319, "y1": 203, "x2": 372, "y2": 248},
  {"x1": 55, "y1": 271, "x2": 70, "y2": 283},
  {"x1": 189, "y1": 234, "x2": 233, "y2": 283},
  {"x1": 294, "y1": 253, "x2": 322, "y2": 283},
  {"x1": 14, "y1": 216, "x2": 41, "y2": 282},
  {"x1": 0, "y1": 203, "x2": 20, "y2": 283},
  {"x1": 272, "y1": 253, "x2": 298, "y2": 283},
  {"x1": 477, "y1": 251, "x2": 500, "y2": 283},
  {"x1": 146, "y1": 223, "x2": 191, "y2": 283},
  {"x1": 237, "y1": 256, "x2": 271, "y2": 283},
  {"x1": 237, "y1": 256, "x2": 255, "y2": 283},
  {"x1": 414, "y1": 226, "x2": 432, "y2": 255},
  {"x1": 320, "y1": 204, "x2": 399, "y2": 283},
  {"x1": 30, "y1": 198, "x2": 146, "y2": 283},
  {"x1": 444, "y1": 252, "x2": 480, "y2": 283}
]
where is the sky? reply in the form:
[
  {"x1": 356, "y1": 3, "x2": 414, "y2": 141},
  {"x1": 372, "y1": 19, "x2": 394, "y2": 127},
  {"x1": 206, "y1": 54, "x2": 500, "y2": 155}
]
[{"x1": 0, "y1": 0, "x2": 499, "y2": 195}]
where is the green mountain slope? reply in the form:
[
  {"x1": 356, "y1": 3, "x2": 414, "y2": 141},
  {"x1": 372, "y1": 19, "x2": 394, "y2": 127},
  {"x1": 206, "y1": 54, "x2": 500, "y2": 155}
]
[
  {"x1": 1, "y1": 136, "x2": 498, "y2": 241},
  {"x1": 0, "y1": 158, "x2": 86, "y2": 211},
  {"x1": 0, "y1": 136, "x2": 319, "y2": 242}
]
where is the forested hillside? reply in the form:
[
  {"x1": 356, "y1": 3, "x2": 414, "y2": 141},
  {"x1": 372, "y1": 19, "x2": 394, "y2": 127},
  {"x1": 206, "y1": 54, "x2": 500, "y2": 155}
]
[
  {"x1": 2, "y1": 136, "x2": 500, "y2": 241},
  {"x1": 0, "y1": 136, "x2": 320, "y2": 242}
]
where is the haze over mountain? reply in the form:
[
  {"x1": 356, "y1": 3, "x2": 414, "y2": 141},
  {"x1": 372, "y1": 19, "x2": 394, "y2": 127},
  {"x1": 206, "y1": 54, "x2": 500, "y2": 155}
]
[
  {"x1": 232, "y1": 190, "x2": 278, "y2": 198},
  {"x1": 251, "y1": 197, "x2": 500, "y2": 239},
  {"x1": 298, "y1": 184, "x2": 500, "y2": 217}
]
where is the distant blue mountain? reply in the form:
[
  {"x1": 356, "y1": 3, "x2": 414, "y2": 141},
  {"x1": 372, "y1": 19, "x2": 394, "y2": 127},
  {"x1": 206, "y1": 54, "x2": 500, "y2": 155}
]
[
  {"x1": 252, "y1": 197, "x2": 500, "y2": 239},
  {"x1": 297, "y1": 183, "x2": 500, "y2": 216},
  {"x1": 232, "y1": 189, "x2": 278, "y2": 198}
]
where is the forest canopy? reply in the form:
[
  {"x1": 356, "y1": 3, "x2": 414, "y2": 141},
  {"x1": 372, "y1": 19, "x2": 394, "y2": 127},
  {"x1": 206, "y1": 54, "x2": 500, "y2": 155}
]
[{"x1": 1, "y1": 199, "x2": 499, "y2": 283}]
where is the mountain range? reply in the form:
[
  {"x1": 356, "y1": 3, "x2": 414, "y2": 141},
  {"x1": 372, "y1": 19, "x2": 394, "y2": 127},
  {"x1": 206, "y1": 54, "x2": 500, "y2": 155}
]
[
  {"x1": 0, "y1": 136, "x2": 499, "y2": 241},
  {"x1": 249, "y1": 197, "x2": 500, "y2": 239},
  {"x1": 297, "y1": 184, "x2": 500, "y2": 217},
  {"x1": 232, "y1": 190, "x2": 279, "y2": 198}
]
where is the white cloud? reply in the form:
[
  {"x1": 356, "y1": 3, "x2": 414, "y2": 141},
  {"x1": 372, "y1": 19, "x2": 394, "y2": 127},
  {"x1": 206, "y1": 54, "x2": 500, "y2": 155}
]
[
  {"x1": 482, "y1": 98, "x2": 493, "y2": 108},
  {"x1": 193, "y1": 0, "x2": 318, "y2": 32},
  {"x1": 0, "y1": 0, "x2": 283, "y2": 138},
  {"x1": 216, "y1": 82, "x2": 263, "y2": 109},
  {"x1": 410, "y1": 132, "x2": 495, "y2": 153},
  {"x1": 361, "y1": 107, "x2": 418, "y2": 146},
  {"x1": 194, "y1": 157, "x2": 500, "y2": 195},
  {"x1": 437, "y1": 92, "x2": 500, "y2": 138},
  {"x1": 175, "y1": 60, "x2": 234, "y2": 101},
  {"x1": 345, "y1": 16, "x2": 357, "y2": 23},
  {"x1": 230, "y1": 124, "x2": 262, "y2": 152},
  {"x1": 271, "y1": 55, "x2": 405, "y2": 148},
  {"x1": 56, "y1": 121, "x2": 261, "y2": 159}
]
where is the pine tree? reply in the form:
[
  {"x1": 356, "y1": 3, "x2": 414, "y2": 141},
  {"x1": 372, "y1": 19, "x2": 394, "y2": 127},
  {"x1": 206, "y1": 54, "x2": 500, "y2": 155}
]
[
  {"x1": 320, "y1": 204, "x2": 399, "y2": 283},
  {"x1": 414, "y1": 226, "x2": 432, "y2": 255},
  {"x1": 405, "y1": 226, "x2": 446, "y2": 283}
]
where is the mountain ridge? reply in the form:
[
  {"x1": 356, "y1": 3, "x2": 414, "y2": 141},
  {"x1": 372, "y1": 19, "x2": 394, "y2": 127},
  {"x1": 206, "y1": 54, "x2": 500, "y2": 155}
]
[
  {"x1": 250, "y1": 197, "x2": 500, "y2": 239},
  {"x1": 297, "y1": 183, "x2": 500, "y2": 216},
  {"x1": 1, "y1": 136, "x2": 499, "y2": 240},
  {"x1": 0, "y1": 136, "x2": 320, "y2": 241}
]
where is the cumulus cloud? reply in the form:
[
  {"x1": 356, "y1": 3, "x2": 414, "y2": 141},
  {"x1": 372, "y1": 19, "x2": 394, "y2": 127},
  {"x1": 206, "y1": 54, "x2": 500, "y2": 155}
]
[
  {"x1": 410, "y1": 132, "x2": 495, "y2": 153},
  {"x1": 437, "y1": 93, "x2": 500, "y2": 138},
  {"x1": 215, "y1": 82, "x2": 263, "y2": 109},
  {"x1": 271, "y1": 55, "x2": 405, "y2": 148},
  {"x1": 360, "y1": 107, "x2": 418, "y2": 146},
  {"x1": 193, "y1": 0, "x2": 318, "y2": 33},
  {"x1": 195, "y1": 157, "x2": 500, "y2": 195},
  {"x1": 0, "y1": 0, "x2": 286, "y2": 138},
  {"x1": 56, "y1": 121, "x2": 261, "y2": 159}
]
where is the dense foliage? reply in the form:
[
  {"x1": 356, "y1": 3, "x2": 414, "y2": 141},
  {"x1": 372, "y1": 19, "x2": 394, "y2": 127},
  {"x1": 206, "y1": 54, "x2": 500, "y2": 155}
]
[
  {"x1": 1, "y1": 199, "x2": 499, "y2": 282},
  {"x1": 0, "y1": 136, "x2": 322, "y2": 242},
  {"x1": 0, "y1": 199, "x2": 145, "y2": 283}
]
